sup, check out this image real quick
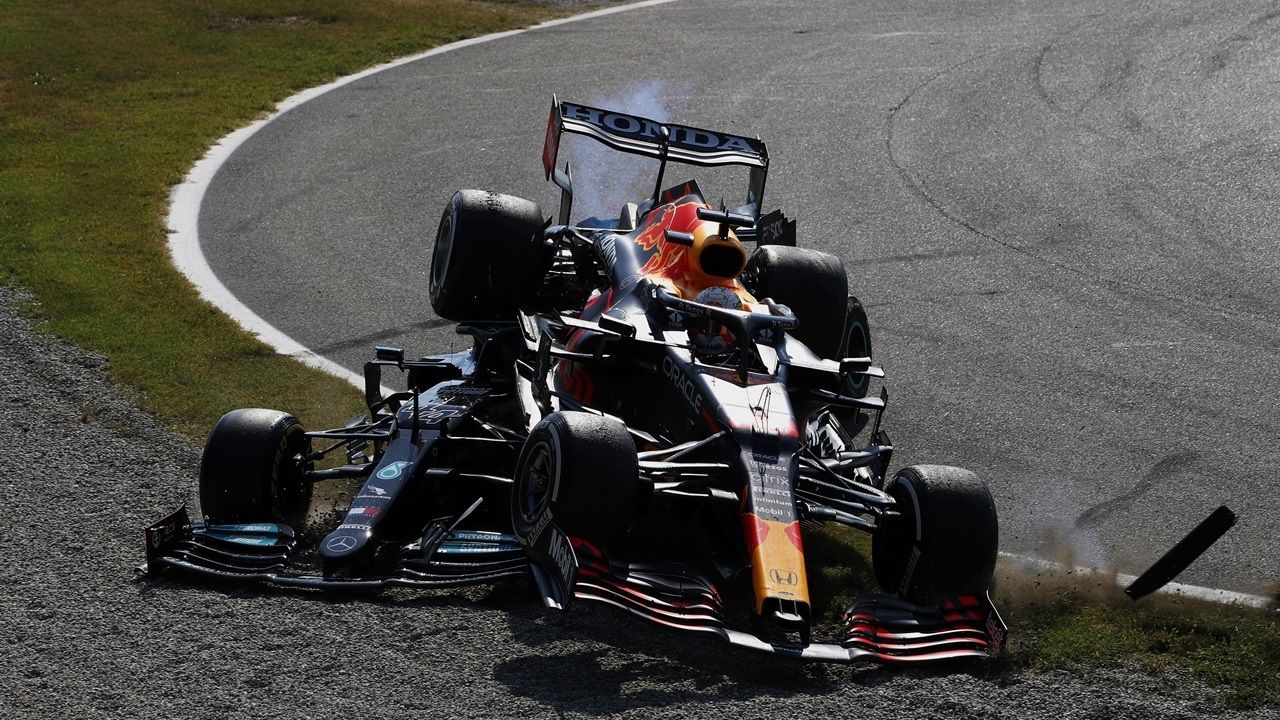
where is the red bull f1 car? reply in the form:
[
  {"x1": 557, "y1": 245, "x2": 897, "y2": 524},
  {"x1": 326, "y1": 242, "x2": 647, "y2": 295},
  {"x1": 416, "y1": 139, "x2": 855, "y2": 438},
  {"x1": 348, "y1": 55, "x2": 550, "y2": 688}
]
[{"x1": 141, "y1": 98, "x2": 1006, "y2": 663}]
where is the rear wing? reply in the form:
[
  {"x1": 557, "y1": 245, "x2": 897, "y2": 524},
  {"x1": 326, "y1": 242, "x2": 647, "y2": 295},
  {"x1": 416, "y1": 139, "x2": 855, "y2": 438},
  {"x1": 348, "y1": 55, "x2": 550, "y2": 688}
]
[{"x1": 541, "y1": 96, "x2": 770, "y2": 218}]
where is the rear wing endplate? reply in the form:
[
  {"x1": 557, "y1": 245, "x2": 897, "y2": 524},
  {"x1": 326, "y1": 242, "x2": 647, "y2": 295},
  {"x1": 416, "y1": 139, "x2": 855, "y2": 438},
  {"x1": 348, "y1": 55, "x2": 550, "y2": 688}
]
[{"x1": 542, "y1": 96, "x2": 770, "y2": 216}]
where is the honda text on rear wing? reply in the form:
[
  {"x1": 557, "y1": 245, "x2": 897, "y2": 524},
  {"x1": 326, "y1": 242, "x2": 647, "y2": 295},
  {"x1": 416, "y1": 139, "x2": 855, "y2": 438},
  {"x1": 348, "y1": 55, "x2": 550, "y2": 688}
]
[{"x1": 542, "y1": 96, "x2": 771, "y2": 222}]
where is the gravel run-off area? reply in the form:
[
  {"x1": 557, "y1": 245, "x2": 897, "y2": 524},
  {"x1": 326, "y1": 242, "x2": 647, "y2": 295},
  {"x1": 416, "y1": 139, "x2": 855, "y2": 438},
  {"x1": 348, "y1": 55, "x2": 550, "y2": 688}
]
[{"x1": 1, "y1": 283, "x2": 1273, "y2": 718}]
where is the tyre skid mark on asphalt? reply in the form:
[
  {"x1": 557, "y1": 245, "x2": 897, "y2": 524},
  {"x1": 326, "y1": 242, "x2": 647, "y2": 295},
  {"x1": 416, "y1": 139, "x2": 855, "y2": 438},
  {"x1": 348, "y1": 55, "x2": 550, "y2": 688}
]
[
  {"x1": 1029, "y1": 13, "x2": 1246, "y2": 265},
  {"x1": 169, "y1": 0, "x2": 1272, "y2": 609},
  {"x1": 1074, "y1": 449, "x2": 1197, "y2": 530},
  {"x1": 884, "y1": 40, "x2": 1280, "y2": 327},
  {"x1": 166, "y1": 0, "x2": 680, "y2": 394},
  {"x1": 884, "y1": 50, "x2": 1275, "y2": 609},
  {"x1": 1030, "y1": 13, "x2": 1124, "y2": 142}
]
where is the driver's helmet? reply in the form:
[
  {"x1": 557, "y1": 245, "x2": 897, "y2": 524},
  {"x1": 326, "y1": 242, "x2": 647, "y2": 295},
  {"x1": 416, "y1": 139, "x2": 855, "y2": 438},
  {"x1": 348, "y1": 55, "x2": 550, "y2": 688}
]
[{"x1": 687, "y1": 285, "x2": 742, "y2": 357}]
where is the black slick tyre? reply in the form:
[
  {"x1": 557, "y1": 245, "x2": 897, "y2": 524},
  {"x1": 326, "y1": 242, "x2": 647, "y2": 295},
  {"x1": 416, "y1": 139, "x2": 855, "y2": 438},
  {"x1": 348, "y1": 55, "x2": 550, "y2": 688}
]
[
  {"x1": 872, "y1": 465, "x2": 998, "y2": 604},
  {"x1": 840, "y1": 295, "x2": 873, "y2": 398},
  {"x1": 745, "y1": 245, "x2": 848, "y2": 358},
  {"x1": 430, "y1": 189, "x2": 550, "y2": 322},
  {"x1": 198, "y1": 409, "x2": 312, "y2": 528},
  {"x1": 512, "y1": 411, "x2": 639, "y2": 548}
]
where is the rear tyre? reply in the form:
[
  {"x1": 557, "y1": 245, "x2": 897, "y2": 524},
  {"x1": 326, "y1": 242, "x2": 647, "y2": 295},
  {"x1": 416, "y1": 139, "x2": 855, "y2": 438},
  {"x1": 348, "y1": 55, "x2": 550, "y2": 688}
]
[
  {"x1": 840, "y1": 295, "x2": 873, "y2": 398},
  {"x1": 744, "y1": 246, "x2": 848, "y2": 358},
  {"x1": 512, "y1": 411, "x2": 639, "y2": 548},
  {"x1": 872, "y1": 465, "x2": 998, "y2": 604},
  {"x1": 198, "y1": 409, "x2": 312, "y2": 528},
  {"x1": 430, "y1": 189, "x2": 550, "y2": 322}
]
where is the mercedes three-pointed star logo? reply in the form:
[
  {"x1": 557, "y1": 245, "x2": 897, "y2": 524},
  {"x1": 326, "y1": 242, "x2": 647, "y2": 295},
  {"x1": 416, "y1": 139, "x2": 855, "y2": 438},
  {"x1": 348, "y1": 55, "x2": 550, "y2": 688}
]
[{"x1": 325, "y1": 534, "x2": 358, "y2": 553}]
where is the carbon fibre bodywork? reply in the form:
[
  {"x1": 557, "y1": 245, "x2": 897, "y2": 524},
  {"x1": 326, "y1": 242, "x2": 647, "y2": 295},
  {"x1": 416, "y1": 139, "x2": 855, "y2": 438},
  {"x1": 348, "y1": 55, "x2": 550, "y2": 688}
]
[{"x1": 141, "y1": 101, "x2": 1006, "y2": 663}]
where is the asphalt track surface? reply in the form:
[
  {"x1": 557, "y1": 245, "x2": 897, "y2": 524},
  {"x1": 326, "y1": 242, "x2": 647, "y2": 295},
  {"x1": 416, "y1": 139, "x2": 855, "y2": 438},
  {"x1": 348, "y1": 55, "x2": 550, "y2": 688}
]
[
  {"x1": 11, "y1": 0, "x2": 1268, "y2": 716},
  {"x1": 202, "y1": 0, "x2": 1279, "y2": 595},
  {"x1": 0, "y1": 284, "x2": 1268, "y2": 720}
]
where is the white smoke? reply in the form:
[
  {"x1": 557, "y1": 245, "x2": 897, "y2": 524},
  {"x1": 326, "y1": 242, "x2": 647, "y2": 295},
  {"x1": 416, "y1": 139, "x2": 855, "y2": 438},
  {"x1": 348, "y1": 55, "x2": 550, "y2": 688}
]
[
  {"x1": 1033, "y1": 520, "x2": 1113, "y2": 571},
  {"x1": 1016, "y1": 472, "x2": 1124, "y2": 573},
  {"x1": 560, "y1": 80, "x2": 692, "y2": 224}
]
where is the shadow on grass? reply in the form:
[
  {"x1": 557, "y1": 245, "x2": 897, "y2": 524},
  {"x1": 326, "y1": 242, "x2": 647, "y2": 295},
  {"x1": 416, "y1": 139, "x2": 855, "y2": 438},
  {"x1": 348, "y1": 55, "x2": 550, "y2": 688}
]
[
  {"x1": 991, "y1": 560, "x2": 1280, "y2": 709},
  {"x1": 483, "y1": 522, "x2": 1012, "y2": 715},
  {"x1": 133, "y1": 518, "x2": 1278, "y2": 711}
]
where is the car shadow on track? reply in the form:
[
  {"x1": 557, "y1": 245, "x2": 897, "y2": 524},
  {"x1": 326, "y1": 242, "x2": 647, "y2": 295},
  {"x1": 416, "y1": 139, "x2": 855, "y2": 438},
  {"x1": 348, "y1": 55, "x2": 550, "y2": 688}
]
[
  {"x1": 135, "y1": 564, "x2": 1005, "y2": 714},
  {"x1": 487, "y1": 592, "x2": 1002, "y2": 715}
]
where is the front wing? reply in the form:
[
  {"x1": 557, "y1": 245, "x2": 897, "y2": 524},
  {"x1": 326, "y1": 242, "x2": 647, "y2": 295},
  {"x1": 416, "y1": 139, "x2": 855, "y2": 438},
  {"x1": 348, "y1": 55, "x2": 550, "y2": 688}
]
[
  {"x1": 142, "y1": 507, "x2": 1005, "y2": 664},
  {"x1": 571, "y1": 540, "x2": 1006, "y2": 663},
  {"x1": 140, "y1": 506, "x2": 528, "y2": 590}
]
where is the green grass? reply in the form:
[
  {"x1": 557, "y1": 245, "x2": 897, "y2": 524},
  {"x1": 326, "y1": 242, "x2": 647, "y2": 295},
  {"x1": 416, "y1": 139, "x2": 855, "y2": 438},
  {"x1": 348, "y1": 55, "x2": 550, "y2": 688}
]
[
  {"x1": 2, "y1": 0, "x2": 1276, "y2": 709},
  {"x1": 993, "y1": 565, "x2": 1280, "y2": 709},
  {"x1": 0, "y1": 0, "x2": 569, "y2": 438},
  {"x1": 806, "y1": 532, "x2": 1278, "y2": 710}
]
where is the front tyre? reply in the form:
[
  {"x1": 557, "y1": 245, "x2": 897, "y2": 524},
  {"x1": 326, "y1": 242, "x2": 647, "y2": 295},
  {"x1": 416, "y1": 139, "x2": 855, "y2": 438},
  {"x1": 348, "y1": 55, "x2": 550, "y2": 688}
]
[
  {"x1": 198, "y1": 409, "x2": 312, "y2": 528},
  {"x1": 512, "y1": 411, "x2": 639, "y2": 549},
  {"x1": 872, "y1": 465, "x2": 998, "y2": 603}
]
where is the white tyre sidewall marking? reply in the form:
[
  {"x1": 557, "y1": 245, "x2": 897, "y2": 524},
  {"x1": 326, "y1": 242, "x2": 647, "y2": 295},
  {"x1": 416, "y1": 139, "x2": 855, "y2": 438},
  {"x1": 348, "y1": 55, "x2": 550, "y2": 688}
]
[{"x1": 166, "y1": 0, "x2": 1270, "y2": 609}]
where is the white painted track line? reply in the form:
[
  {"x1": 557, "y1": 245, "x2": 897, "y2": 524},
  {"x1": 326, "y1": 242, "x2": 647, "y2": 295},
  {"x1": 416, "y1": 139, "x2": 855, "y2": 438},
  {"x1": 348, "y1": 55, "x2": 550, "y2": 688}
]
[
  {"x1": 1000, "y1": 553, "x2": 1273, "y2": 609},
  {"x1": 165, "y1": 0, "x2": 1272, "y2": 610},
  {"x1": 166, "y1": 0, "x2": 680, "y2": 391}
]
